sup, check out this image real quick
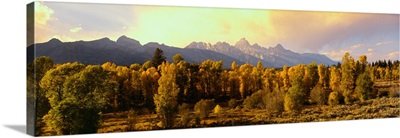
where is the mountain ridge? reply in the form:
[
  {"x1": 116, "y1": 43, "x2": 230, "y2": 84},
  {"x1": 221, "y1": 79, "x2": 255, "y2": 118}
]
[
  {"x1": 28, "y1": 36, "x2": 337, "y2": 68},
  {"x1": 185, "y1": 38, "x2": 336, "y2": 67}
]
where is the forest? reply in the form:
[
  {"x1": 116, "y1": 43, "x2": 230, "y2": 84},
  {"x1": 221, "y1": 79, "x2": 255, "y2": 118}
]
[{"x1": 27, "y1": 48, "x2": 400, "y2": 136}]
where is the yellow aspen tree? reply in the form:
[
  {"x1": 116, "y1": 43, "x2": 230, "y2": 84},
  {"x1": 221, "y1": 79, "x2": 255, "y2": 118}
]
[
  {"x1": 154, "y1": 62, "x2": 179, "y2": 129},
  {"x1": 340, "y1": 53, "x2": 356, "y2": 104}
]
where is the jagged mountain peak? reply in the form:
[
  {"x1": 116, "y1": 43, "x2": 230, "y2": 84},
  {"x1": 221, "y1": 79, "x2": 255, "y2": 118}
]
[
  {"x1": 234, "y1": 37, "x2": 251, "y2": 47},
  {"x1": 271, "y1": 44, "x2": 286, "y2": 51},
  {"x1": 30, "y1": 36, "x2": 337, "y2": 68},
  {"x1": 186, "y1": 41, "x2": 212, "y2": 49},
  {"x1": 215, "y1": 41, "x2": 231, "y2": 47}
]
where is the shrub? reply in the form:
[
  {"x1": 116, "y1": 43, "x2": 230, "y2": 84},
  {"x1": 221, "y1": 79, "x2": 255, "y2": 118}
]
[
  {"x1": 213, "y1": 104, "x2": 222, "y2": 114},
  {"x1": 214, "y1": 105, "x2": 223, "y2": 122},
  {"x1": 178, "y1": 103, "x2": 190, "y2": 114},
  {"x1": 355, "y1": 73, "x2": 375, "y2": 102},
  {"x1": 310, "y1": 84, "x2": 329, "y2": 105},
  {"x1": 284, "y1": 93, "x2": 297, "y2": 112},
  {"x1": 284, "y1": 85, "x2": 304, "y2": 112},
  {"x1": 228, "y1": 99, "x2": 238, "y2": 109},
  {"x1": 178, "y1": 103, "x2": 192, "y2": 127},
  {"x1": 179, "y1": 114, "x2": 192, "y2": 127},
  {"x1": 43, "y1": 101, "x2": 101, "y2": 135},
  {"x1": 194, "y1": 99, "x2": 215, "y2": 119},
  {"x1": 127, "y1": 109, "x2": 137, "y2": 131},
  {"x1": 389, "y1": 85, "x2": 400, "y2": 98},
  {"x1": 328, "y1": 92, "x2": 339, "y2": 106},
  {"x1": 265, "y1": 90, "x2": 285, "y2": 114},
  {"x1": 243, "y1": 90, "x2": 266, "y2": 109}
]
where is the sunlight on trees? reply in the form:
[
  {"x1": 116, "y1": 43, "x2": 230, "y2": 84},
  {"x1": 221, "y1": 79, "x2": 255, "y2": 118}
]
[
  {"x1": 153, "y1": 62, "x2": 179, "y2": 129},
  {"x1": 29, "y1": 51, "x2": 398, "y2": 135}
]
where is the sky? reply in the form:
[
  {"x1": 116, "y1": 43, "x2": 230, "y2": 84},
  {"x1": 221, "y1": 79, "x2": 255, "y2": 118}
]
[{"x1": 33, "y1": 2, "x2": 399, "y2": 62}]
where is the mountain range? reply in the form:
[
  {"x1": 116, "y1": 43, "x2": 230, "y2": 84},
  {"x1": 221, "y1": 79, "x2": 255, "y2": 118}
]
[{"x1": 27, "y1": 36, "x2": 337, "y2": 68}]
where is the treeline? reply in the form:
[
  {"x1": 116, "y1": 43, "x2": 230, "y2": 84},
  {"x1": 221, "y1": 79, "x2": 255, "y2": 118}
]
[{"x1": 27, "y1": 48, "x2": 399, "y2": 135}]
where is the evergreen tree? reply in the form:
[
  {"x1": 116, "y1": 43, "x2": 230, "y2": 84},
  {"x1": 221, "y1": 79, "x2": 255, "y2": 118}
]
[{"x1": 151, "y1": 48, "x2": 167, "y2": 68}]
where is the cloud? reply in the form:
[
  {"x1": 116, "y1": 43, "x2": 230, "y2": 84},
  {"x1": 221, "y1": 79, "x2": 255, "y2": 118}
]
[
  {"x1": 351, "y1": 44, "x2": 365, "y2": 49},
  {"x1": 69, "y1": 27, "x2": 82, "y2": 33},
  {"x1": 128, "y1": 6, "x2": 271, "y2": 47},
  {"x1": 34, "y1": 2, "x2": 54, "y2": 25},
  {"x1": 375, "y1": 41, "x2": 392, "y2": 46},
  {"x1": 269, "y1": 11, "x2": 398, "y2": 53},
  {"x1": 321, "y1": 49, "x2": 352, "y2": 61},
  {"x1": 32, "y1": 2, "x2": 399, "y2": 63},
  {"x1": 387, "y1": 51, "x2": 399, "y2": 60},
  {"x1": 366, "y1": 48, "x2": 374, "y2": 57},
  {"x1": 52, "y1": 35, "x2": 76, "y2": 42}
]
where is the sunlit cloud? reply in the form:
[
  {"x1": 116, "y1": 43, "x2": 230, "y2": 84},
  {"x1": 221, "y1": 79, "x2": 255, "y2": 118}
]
[
  {"x1": 69, "y1": 27, "x2": 82, "y2": 33},
  {"x1": 351, "y1": 44, "x2": 365, "y2": 49},
  {"x1": 375, "y1": 41, "x2": 392, "y2": 46},
  {"x1": 128, "y1": 6, "x2": 271, "y2": 47},
  {"x1": 387, "y1": 51, "x2": 399, "y2": 60},
  {"x1": 34, "y1": 2, "x2": 54, "y2": 25},
  {"x1": 366, "y1": 48, "x2": 374, "y2": 57},
  {"x1": 52, "y1": 35, "x2": 76, "y2": 42},
  {"x1": 321, "y1": 49, "x2": 352, "y2": 61},
  {"x1": 32, "y1": 2, "x2": 399, "y2": 62}
]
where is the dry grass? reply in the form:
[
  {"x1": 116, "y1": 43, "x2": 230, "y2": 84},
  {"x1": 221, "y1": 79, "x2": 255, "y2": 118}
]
[
  {"x1": 98, "y1": 97, "x2": 399, "y2": 132},
  {"x1": 38, "y1": 81, "x2": 400, "y2": 136}
]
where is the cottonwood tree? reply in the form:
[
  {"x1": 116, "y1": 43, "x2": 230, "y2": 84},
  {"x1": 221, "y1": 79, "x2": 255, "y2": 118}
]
[
  {"x1": 154, "y1": 62, "x2": 179, "y2": 128},
  {"x1": 198, "y1": 60, "x2": 223, "y2": 99},
  {"x1": 302, "y1": 62, "x2": 319, "y2": 102},
  {"x1": 228, "y1": 69, "x2": 241, "y2": 99},
  {"x1": 129, "y1": 63, "x2": 141, "y2": 71},
  {"x1": 284, "y1": 64, "x2": 306, "y2": 112},
  {"x1": 355, "y1": 72, "x2": 374, "y2": 102},
  {"x1": 129, "y1": 70, "x2": 144, "y2": 107},
  {"x1": 41, "y1": 62, "x2": 86, "y2": 108},
  {"x1": 280, "y1": 65, "x2": 290, "y2": 91},
  {"x1": 310, "y1": 84, "x2": 329, "y2": 105},
  {"x1": 220, "y1": 70, "x2": 230, "y2": 100},
  {"x1": 115, "y1": 66, "x2": 133, "y2": 111},
  {"x1": 27, "y1": 57, "x2": 54, "y2": 119},
  {"x1": 317, "y1": 64, "x2": 329, "y2": 88},
  {"x1": 142, "y1": 61, "x2": 153, "y2": 71},
  {"x1": 340, "y1": 53, "x2": 356, "y2": 104},
  {"x1": 254, "y1": 61, "x2": 264, "y2": 91},
  {"x1": 263, "y1": 68, "x2": 276, "y2": 93},
  {"x1": 27, "y1": 56, "x2": 54, "y2": 135},
  {"x1": 141, "y1": 67, "x2": 160, "y2": 110},
  {"x1": 175, "y1": 60, "x2": 190, "y2": 104},
  {"x1": 43, "y1": 65, "x2": 118, "y2": 135},
  {"x1": 173, "y1": 54, "x2": 184, "y2": 64},
  {"x1": 329, "y1": 66, "x2": 341, "y2": 93},
  {"x1": 239, "y1": 64, "x2": 254, "y2": 99}
]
